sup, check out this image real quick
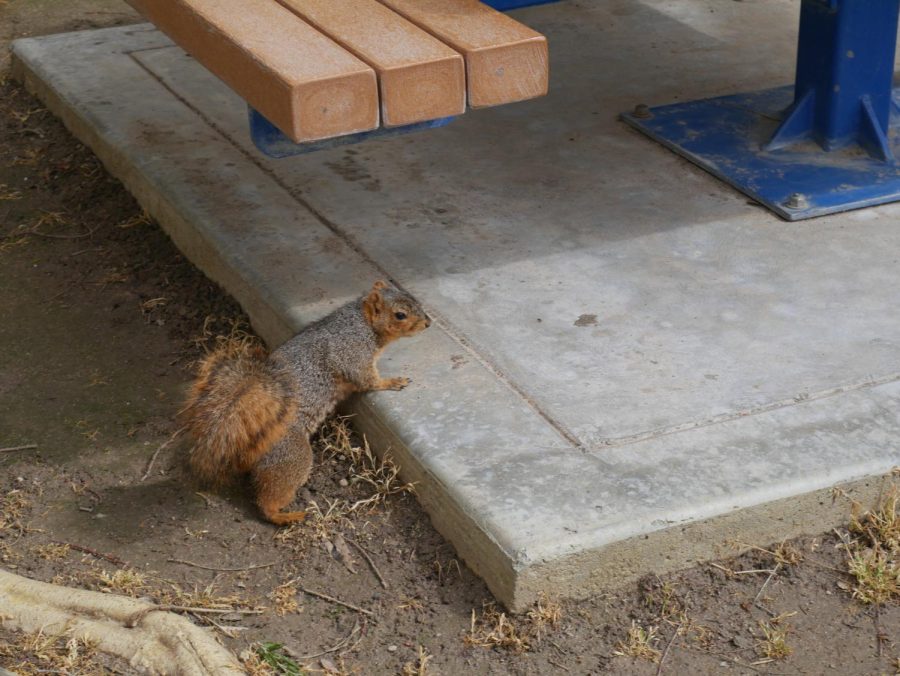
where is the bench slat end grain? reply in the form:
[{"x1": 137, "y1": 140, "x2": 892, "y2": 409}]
[
  {"x1": 469, "y1": 35, "x2": 547, "y2": 107},
  {"x1": 380, "y1": 55, "x2": 466, "y2": 126},
  {"x1": 275, "y1": 0, "x2": 467, "y2": 127},
  {"x1": 378, "y1": 0, "x2": 549, "y2": 108}
]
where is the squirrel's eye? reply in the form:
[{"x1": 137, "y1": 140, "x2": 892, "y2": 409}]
[{"x1": 394, "y1": 311, "x2": 407, "y2": 321}]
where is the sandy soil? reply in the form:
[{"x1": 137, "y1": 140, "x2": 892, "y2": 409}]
[{"x1": 1, "y1": 3, "x2": 898, "y2": 674}]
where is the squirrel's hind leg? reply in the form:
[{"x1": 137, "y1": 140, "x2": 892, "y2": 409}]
[{"x1": 252, "y1": 426, "x2": 313, "y2": 526}]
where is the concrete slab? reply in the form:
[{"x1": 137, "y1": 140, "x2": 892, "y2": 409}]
[{"x1": 12, "y1": 0, "x2": 900, "y2": 610}]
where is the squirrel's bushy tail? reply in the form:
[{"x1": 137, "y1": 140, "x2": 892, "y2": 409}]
[{"x1": 182, "y1": 346, "x2": 298, "y2": 486}]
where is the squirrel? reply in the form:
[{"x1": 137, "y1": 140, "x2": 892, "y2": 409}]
[{"x1": 182, "y1": 280, "x2": 431, "y2": 526}]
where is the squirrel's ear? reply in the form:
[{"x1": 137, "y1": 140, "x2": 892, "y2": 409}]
[
  {"x1": 372, "y1": 279, "x2": 389, "y2": 291},
  {"x1": 363, "y1": 286, "x2": 384, "y2": 323}
]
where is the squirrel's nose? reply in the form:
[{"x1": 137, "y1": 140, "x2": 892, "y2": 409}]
[{"x1": 424, "y1": 316, "x2": 432, "y2": 328}]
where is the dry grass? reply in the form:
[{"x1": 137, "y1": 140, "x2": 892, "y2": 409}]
[
  {"x1": 841, "y1": 481, "x2": 900, "y2": 605},
  {"x1": 159, "y1": 579, "x2": 251, "y2": 611},
  {"x1": 30, "y1": 210, "x2": 68, "y2": 231},
  {"x1": 773, "y1": 541, "x2": 804, "y2": 566},
  {"x1": 846, "y1": 548, "x2": 899, "y2": 605},
  {"x1": 465, "y1": 603, "x2": 532, "y2": 653},
  {"x1": 319, "y1": 417, "x2": 417, "y2": 512},
  {"x1": 94, "y1": 568, "x2": 151, "y2": 597},
  {"x1": 526, "y1": 593, "x2": 563, "y2": 641},
  {"x1": 9, "y1": 148, "x2": 40, "y2": 167},
  {"x1": 276, "y1": 497, "x2": 355, "y2": 548},
  {"x1": 268, "y1": 580, "x2": 301, "y2": 616},
  {"x1": 0, "y1": 540, "x2": 21, "y2": 564},
  {"x1": 191, "y1": 315, "x2": 261, "y2": 357},
  {"x1": 0, "y1": 488, "x2": 30, "y2": 536},
  {"x1": 644, "y1": 579, "x2": 684, "y2": 620},
  {"x1": 77, "y1": 567, "x2": 259, "y2": 613},
  {"x1": 401, "y1": 645, "x2": 433, "y2": 676},
  {"x1": 465, "y1": 595, "x2": 563, "y2": 654},
  {"x1": 0, "y1": 232, "x2": 29, "y2": 253},
  {"x1": 239, "y1": 646, "x2": 277, "y2": 676},
  {"x1": 612, "y1": 620, "x2": 661, "y2": 663},
  {"x1": 0, "y1": 627, "x2": 108, "y2": 675},
  {"x1": 850, "y1": 483, "x2": 900, "y2": 555},
  {"x1": 0, "y1": 183, "x2": 22, "y2": 200},
  {"x1": 397, "y1": 596, "x2": 426, "y2": 613},
  {"x1": 757, "y1": 618, "x2": 792, "y2": 660},
  {"x1": 33, "y1": 542, "x2": 70, "y2": 561},
  {"x1": 116, "y1": 210, "x2": 152, "y2": 229}
]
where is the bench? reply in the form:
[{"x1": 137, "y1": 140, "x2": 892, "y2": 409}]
[{"x1": 126, "y1": 0, "x2": 549, "y2": 152}]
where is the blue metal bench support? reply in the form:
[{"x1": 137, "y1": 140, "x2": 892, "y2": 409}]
[
  {"x1": 623, "y1": 0, "x2": 900, "y2": 220},
  {"x1": 767, "y1": 0, "x2": 899, "y2": 162},
  {"x1": 249, "y1": 107, "x2": 454, "y2": 159}
]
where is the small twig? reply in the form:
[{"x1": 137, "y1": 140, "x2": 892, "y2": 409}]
[
  {"x1": 195, "y1": 491, "x2": 214, "y2": 507},
  {"x1": 293, "y1": 621, "x2": 361, "y2": 660},
  {"x1": 126, "y1": 604, "x2": 263, "y2": 627},
  {"x1": 53, "y1": 541, "x2": 128, "y2": 567},
  {"x1": 0, "y1": 444, "x2": 37, "y2": 453},
  {"x1": 548, "y1": 659, "x2": 570, "y2": 672},
  {"x1": 734, "y1": 568, "x2": 777, "y2": 576},
  {"x1": 166, "y1": 558, "x2": 276, "y2": 572},
  {"x1": 874, "y1": 605, "x2": 885, "y2": 658},
  {"x1": 140, "y1": 426, "x2": 185, "y2": 481},
  {"x1": 156, "y1": 605, "x2": 263, "y2": 616},
  {"x1": 347, "y1": 538, "x2": 388, "y2": 589},
  {"x1": 28, "y1": 224, "x2": 100, "y2": 240},
  {"x1": 200, "y1": 614, "x2": 249, "y2": 639},
  {"x1": 752, "y1": 563, "x2": 781, "y2": 605},
  {"x1": 803, "y1": 557, "x2": 853, "y2": 576},
  {"x1": 656, "y1": 620, "x2": 683, "y2": 676},
  {"x1": 299, "y1": 586, "x2": 375, "y2": 617},
  {"x1": 709, "y1": 562, "x2": 734, "y2": 576},
  {"x1": 339, "y1": 620, "x2": 367, "y2": 656}
]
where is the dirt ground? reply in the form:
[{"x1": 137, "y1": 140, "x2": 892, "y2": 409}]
[{"x1": 1, "y1": 3, "x2": 899, "y2": 675}]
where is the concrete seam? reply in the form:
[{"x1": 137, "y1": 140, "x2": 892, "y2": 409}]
[{"x1": 588, "y1": 371, "x2": 900, "y2": 450}]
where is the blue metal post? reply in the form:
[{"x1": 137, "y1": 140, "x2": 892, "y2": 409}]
[
  {"x1": 622, "y1": 0, "x2": 900, "y2": 219},
  {"x1": 767, "y1": 0, "x2": 900, "y2": 161}
]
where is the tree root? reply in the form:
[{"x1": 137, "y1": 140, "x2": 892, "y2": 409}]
[{"x1": 0, "y1": 568, "x2": 244, "y2": 675}]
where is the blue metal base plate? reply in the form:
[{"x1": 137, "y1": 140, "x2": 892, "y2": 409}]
[
  {"x1": 622, "y1": 85, "x2": 900, "y2": 221},
  {"x1": 250, "y1": 107, "x2": 455, "y2": 159}
]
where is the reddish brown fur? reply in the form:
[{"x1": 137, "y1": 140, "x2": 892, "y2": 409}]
[
  {"x1": 252, "y1": 426, "x2": 313, "y2": 526},
  {"x1": 182, "y1": 347, "x2": 298, "y2": 486}
]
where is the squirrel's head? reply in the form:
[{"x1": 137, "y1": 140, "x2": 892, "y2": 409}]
[{"x1": 362, "y1": 280, "x2": 431, "y2": 343}]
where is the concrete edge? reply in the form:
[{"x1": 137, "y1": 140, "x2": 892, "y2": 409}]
[
  {"x1": 513, "y1": 471, "x2": 896, "y2": 611},
  {"x1": 348, "y1": 395, "x2": 520, "y2": 605}
]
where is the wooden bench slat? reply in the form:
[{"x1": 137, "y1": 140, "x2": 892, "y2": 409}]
[
  {"x1": 376, "y1": 0, "x2": 548, "y2": 108},
  {"x1": 127, "y1": 0, "x2": 379, "y2": 142},
  {"x1": 275, "y1": 0, "x2": 466, "y2": 127}
]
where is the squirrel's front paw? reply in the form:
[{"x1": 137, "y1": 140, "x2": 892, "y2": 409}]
[{"x1": 383, "y1": 376, "x2": 411, "y2": 391}]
